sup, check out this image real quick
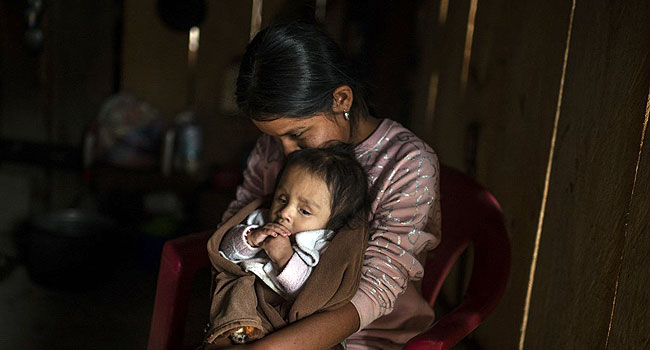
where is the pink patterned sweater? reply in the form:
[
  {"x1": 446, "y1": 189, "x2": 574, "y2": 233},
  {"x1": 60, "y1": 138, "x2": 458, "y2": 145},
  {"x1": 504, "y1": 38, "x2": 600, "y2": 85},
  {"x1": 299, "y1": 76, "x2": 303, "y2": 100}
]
[{"x1": 220, "y1": 118, "x2": 441, "y2": 348}]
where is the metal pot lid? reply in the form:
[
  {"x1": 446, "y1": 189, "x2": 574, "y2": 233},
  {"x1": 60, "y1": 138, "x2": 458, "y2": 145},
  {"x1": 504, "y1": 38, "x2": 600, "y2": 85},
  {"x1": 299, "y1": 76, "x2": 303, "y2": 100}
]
[{"x1": 28, "y1": 209, "x2": 115, "y2": 238}]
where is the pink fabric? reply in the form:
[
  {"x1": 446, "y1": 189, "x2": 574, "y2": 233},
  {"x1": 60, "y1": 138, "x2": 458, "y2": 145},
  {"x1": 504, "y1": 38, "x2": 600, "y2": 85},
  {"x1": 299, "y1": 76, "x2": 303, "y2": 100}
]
[
  {"x1": 348, "y1": 281, "x2": 435, "y2": 350},
  {"x1": 221, "y1": 224, "x2": 262, "y2": 259},
  {"x1": 276, "y1": 253, "x2": 311, "y2": 295},
  {"x1": 221, "y1": 119, "x2": 441, "y2": 348}
]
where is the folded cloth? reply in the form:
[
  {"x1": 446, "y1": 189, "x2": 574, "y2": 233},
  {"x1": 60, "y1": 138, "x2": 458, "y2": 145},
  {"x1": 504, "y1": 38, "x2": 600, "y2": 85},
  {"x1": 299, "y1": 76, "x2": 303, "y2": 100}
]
[{"x1": 205, "y1": 198, "x2": 369, "y2": 345}]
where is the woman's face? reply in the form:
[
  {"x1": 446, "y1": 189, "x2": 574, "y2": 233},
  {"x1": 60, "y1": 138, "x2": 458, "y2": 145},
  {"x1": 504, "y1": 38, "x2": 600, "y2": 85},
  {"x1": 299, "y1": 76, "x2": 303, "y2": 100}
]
[{"x1": 252, "y1": 113, "x2": 350, "y2": 155}]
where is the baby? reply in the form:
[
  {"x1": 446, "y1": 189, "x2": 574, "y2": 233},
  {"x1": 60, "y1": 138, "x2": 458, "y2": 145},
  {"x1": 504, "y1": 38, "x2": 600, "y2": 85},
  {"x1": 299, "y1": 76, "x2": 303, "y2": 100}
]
[{"x1": 205, "y1": 144, "x2": 369, "y2": 346}]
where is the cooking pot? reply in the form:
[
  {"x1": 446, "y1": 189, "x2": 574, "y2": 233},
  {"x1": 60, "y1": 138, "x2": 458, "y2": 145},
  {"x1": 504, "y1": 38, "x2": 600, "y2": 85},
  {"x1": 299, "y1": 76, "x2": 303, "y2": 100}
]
[{"x1": 18, "y1": 209, "x2": 115, "y2": 289}]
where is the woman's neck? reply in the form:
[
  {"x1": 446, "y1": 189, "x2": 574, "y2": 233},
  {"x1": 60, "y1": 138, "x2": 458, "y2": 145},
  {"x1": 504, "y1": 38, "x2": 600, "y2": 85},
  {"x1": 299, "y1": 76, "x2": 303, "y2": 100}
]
[{"x1": 352, "y1": 116, "x2": 381, "y2": 145}]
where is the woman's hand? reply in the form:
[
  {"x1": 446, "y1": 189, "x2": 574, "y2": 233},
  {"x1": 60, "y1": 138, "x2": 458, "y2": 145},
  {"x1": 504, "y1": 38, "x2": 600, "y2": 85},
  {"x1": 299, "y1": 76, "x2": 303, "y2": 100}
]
[
  {"x1": 209, "y1": 302, "x2": 359, "y2": 350},
  {"x1": 247, "y1": 223, "x2": 291, "y2": 247},
  {"x1": 260, "y1": 234, "x2": 293, "y2": 270}
]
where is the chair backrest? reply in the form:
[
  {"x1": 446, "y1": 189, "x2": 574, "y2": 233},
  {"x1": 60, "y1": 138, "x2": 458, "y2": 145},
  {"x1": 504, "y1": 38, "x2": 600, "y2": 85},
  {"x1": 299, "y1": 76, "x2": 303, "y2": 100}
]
[{"x1": 420, "y1": 164, "x2": 510, "y2": 323}]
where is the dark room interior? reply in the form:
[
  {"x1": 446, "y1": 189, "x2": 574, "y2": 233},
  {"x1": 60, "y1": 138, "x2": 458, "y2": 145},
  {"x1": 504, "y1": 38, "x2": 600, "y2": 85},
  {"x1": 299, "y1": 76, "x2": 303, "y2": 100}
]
[{"x1": 1, "y1": 0, "x2": 649, "y2": 349}]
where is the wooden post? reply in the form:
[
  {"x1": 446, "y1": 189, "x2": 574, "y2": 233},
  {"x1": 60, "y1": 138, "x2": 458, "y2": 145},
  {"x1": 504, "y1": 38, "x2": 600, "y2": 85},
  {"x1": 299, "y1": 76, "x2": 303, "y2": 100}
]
[
  {"x1": 250, "y1": 0, "x2": 263, "y2": 41},
  {"x1": 608, "y1": 90, "x2": 650, "y2": 348},
  {"x1": 523, "y1": 1, "x2": 650, "y2": 348}
]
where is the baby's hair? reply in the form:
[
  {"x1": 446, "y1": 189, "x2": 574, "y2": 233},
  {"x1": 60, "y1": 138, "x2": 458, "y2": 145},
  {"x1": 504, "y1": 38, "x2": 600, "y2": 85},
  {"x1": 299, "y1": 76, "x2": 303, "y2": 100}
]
[{"x1": 280, "y1": 143, "x2": 369, "y2": 231}]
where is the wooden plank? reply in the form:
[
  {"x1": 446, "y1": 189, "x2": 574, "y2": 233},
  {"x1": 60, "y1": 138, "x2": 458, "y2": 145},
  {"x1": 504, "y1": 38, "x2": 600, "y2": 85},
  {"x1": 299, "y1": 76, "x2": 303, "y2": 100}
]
[
  {"x1": 456, "y1": 0, "x2": 573, "y2": 348},
  {"x1": 121, "y1": 0, "x2": 260, "y2": 167},
  {"x1": 607, "y1": 94, "x2": 650, "y2": 349},
  {"x1": 121, "y1": 0, "x2": 188, "y2": 119},
  {"x1": 524, "y1": 1, "x2": 650, "y2": 348},
  {"x1": 365, "y1": 0, "x2": 420, "y2": 127},
  {"x1": 192, "y1": 0, "x2": 255, "y2": 167},
  {"x1": 48, "y1": 0, "x2": 119, "y2": 144},
  {"x1": 425, "y1": 0, "x2": 471, "y2": 171},
  {"x1": 410, "y1": 0, "x2": 441, "y2": 148}
]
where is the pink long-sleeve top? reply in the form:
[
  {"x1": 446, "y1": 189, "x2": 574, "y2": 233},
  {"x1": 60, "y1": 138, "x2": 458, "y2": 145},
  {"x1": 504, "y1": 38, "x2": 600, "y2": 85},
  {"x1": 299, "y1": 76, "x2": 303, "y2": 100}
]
[{"x1": 220, "y1": 118, "x2": 441, "y2": 335}]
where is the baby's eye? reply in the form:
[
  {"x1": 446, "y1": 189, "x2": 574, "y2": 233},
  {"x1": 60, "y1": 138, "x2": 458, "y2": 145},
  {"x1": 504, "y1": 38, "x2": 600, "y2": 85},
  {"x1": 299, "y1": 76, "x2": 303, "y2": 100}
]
[
  {"x1": 299, "y1": 208, "x2": 312, "y2": 216},
  {"x1": 290, "y1": 131, "x2": 304, "y2": 139},
  {"x1": 276, "y1": 196, "x2": 287, "y2": 204}
]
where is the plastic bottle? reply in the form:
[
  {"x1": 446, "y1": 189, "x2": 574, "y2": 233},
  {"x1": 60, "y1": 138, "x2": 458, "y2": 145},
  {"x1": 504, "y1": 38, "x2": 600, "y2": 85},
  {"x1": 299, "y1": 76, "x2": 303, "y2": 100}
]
[{"x1": 162, "y1": 110, "x2": 202, "y2": 176}]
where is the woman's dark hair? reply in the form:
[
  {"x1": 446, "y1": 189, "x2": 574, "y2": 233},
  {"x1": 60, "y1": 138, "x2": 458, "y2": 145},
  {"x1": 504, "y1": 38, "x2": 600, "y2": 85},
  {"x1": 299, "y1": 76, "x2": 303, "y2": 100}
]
[
  {"x1": 236, "y1": 22, "x2": 370, "y2": 134},
  {"x1": 280, "y1": 143, "x2": 369, "y2": 231}
]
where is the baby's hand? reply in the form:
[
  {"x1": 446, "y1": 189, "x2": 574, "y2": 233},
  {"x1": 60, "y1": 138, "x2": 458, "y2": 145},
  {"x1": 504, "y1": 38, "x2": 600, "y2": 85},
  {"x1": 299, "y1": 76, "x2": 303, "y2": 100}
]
[
  {"x1": 260, "y1": 235, "x2": 293, "y2": 270},
  {"x1": 246, "y1": 223, "x2": 291, "y2": 247}
]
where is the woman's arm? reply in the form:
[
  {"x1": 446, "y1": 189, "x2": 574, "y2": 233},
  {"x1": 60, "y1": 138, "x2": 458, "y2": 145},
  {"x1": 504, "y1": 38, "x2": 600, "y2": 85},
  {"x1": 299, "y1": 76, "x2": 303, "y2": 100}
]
[
  {"x1": 217, "y1": 302, "x2": 359, "y2": 350},
  {"x1": 351, "y1": 139, "x2": 442, "y2": 328}
]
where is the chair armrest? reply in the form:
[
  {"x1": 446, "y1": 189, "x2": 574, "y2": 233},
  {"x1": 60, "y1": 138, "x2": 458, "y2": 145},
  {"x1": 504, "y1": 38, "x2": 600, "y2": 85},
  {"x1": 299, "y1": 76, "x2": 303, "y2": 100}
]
[
  {"x1": 404, "y1": 304, "x2": 485, "y2": 350},
  {"x1": 406, "y1": 206, "x2": 510, "y2": 350},
  {"x1": 147, "y1": 230, "x2": 213, "y2": 350}
]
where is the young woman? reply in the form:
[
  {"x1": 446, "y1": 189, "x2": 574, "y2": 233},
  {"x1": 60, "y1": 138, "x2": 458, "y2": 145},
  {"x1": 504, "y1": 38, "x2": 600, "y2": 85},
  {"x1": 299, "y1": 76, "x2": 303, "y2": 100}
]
[{"x1": 215, "y1": 22, "x2": 441, "y2": 350}]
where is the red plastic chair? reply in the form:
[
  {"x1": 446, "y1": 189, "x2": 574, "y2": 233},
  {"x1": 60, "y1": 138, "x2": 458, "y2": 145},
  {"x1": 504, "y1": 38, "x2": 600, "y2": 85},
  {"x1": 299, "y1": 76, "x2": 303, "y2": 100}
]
[
  {"x1": 147, "y1": 165, "x2": 510, "y2": 350},
  {"x1": 404, "y1": 166, "x2": 510, "y2": 350}
]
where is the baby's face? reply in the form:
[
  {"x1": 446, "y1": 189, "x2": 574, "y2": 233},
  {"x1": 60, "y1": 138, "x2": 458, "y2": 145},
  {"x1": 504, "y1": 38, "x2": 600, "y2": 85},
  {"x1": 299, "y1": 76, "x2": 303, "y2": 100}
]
[{"x1": 269, "y1": 166, "x2": 332, "y2": 234}]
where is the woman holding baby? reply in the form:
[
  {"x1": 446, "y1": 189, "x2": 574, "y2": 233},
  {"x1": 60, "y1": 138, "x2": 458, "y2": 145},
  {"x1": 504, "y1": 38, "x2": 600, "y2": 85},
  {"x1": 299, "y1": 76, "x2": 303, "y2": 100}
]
[{"x1": 205, "y1": 21, "x2": 441, "y2": 350}]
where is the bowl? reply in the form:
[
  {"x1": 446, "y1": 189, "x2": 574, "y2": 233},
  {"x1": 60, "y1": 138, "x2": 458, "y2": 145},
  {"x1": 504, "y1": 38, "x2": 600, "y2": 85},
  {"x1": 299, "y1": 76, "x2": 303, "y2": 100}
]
[{"x1": 19, "y1": 209, "x2": 115, "y2": 289}]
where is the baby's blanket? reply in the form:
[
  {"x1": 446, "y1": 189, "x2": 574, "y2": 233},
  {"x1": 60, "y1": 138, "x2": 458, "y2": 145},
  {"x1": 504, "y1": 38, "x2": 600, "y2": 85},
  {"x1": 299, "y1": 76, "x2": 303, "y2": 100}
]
[{"x1": 205, "y1": 198, "x2": 369, "y2": 343}]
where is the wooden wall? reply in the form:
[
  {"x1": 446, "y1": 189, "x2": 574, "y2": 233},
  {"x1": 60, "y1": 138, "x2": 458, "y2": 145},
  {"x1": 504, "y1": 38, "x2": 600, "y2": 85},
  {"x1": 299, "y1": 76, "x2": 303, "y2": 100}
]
[
  {"x1": 121, "y1": 0, "x2": 255, "y2": 167},
  {"x1": 411, "y1": 0, "x2": 650, "y2": 348},
  {"x1": 121, "y1": 0, "x2": 346, "y2": 168}
]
